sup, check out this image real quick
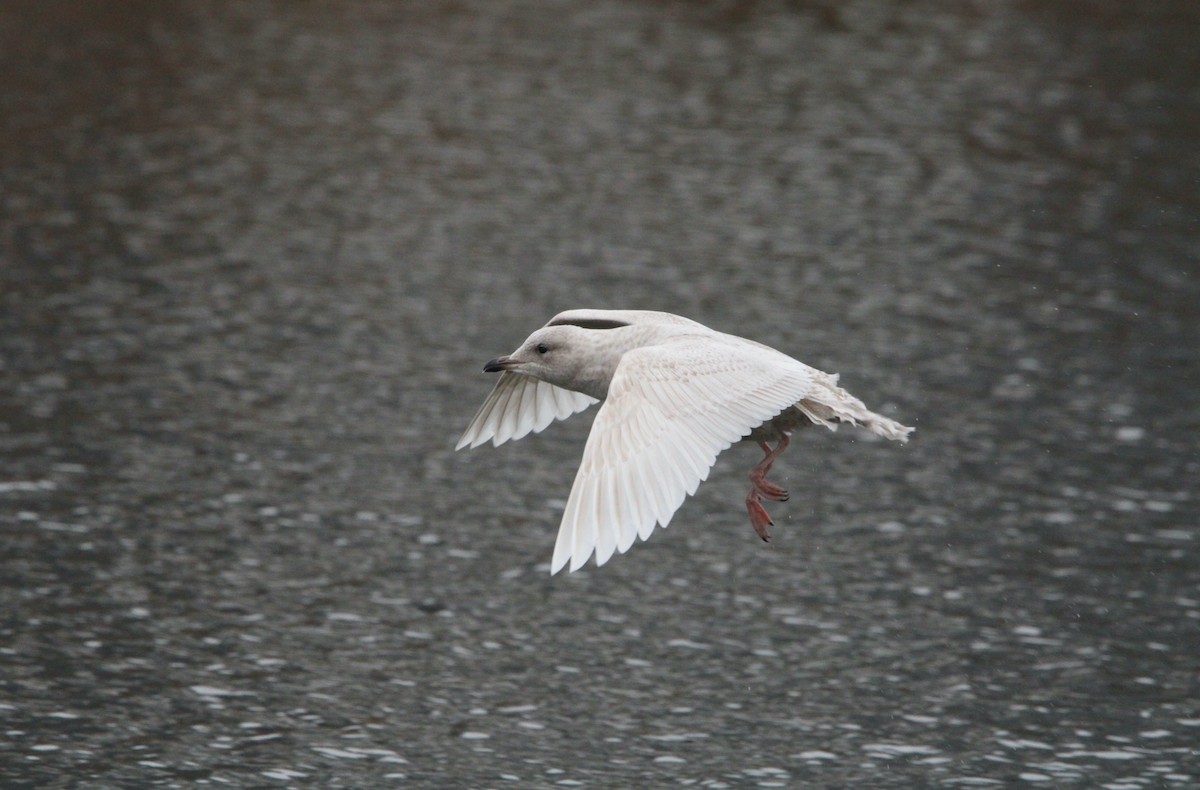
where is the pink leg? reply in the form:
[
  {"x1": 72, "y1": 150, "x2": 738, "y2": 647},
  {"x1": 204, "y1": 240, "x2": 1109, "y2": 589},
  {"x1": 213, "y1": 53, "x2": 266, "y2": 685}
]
[
  {"x1": 745, "y1": 435, "x2": 791, "y2": 542},
  {"x1": 746, "y1": 489, "x2": 774, "y2": 542},
  {"x1": 749, "y1": 435, "x2": 790, "y2": 502}
]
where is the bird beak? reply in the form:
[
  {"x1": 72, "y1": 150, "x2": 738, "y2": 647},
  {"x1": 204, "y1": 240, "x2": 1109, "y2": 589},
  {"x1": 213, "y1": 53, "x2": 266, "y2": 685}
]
[{"x1": 483, "y1": 355, "x2": 520, "y2": 373}]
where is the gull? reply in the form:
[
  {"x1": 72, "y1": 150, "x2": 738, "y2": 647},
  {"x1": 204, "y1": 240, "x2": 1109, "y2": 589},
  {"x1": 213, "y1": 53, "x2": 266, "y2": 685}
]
[{"x1": 456, "y1": 309, "x2": 912, "y2": 574}]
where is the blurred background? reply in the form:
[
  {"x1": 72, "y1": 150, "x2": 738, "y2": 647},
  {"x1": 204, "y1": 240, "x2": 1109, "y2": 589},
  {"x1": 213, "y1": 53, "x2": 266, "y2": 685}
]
[{"x1": 2, "y1": 1, "x2": 1197, "y2": 786}]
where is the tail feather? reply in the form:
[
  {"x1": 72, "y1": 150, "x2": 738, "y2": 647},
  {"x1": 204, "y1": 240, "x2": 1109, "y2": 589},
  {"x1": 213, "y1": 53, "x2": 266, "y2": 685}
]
[{"x1": 797, "y1": 375, "x2": 913, "y2": 443}]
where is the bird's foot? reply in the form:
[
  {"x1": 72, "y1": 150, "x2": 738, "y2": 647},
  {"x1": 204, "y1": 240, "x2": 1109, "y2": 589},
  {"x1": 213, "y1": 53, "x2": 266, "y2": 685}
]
[
  {"x1": 745, "y1": 435, "x2": 791, "y2": 542},
  {"x1": 749, "y1": 470, "x2": 789, "y2": 502},
  {"x1": 745, "y1": 491, "x2": 774, "y2": 542},
  {"x1": 749, "y1": 439, "x2": 790, "y2": 501}
]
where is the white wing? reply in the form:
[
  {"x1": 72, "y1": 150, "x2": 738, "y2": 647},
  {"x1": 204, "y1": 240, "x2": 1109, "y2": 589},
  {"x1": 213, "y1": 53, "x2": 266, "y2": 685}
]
[
  {"x1": 456, "y1": 371, "x2": 599, "y2": 450},
  {"x1": 551, "y1": 337, "x2": 816, "y2": 574}
]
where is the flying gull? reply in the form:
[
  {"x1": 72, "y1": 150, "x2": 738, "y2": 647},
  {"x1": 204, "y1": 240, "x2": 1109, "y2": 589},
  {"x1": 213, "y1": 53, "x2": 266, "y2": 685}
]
[{"x1": 457, "y1": 309, "x2": 912, "y2": 573}]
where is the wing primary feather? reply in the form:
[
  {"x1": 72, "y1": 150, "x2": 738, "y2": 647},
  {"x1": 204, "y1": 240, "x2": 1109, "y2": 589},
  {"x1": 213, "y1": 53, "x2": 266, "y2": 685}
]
[
  {"x1": 550, "y1": 383, "x2": 574, "y2": 420},
  {"x1": 474, "y1": 378, "x2": 513, "y2": 448},
  {"x1": 656, "y1": 444, "x2": 689, "y2": 530},
  {"x1": 514, "y1": 378, "x2": 540, "y2": 437},
  {"x1": 551, "y1": 481, "x2": 576, "y2": 574},
  {"x1": 488, "y1": 376, "x2": 520, "y2": 446},
  {"x1": 529, "y1": 381, "x2": 554, "y2": 434},
  {"x1": 571, "y1": 476, "x2": 599, "y2": 572},
  {"x1": 617, "y1": 457, "x2": 644, "y2": 553},
  {"x1": 572, "y1": 474, "x2": 588, "y2": 568},
  {"x1": 551, "y1": 497, "x2": 574, "y2": 575},
  {"x1": 600, "y1": 468, "x2": 628, "y2": 554},
  {"x1": 615, "y1": 464, "x2": 641, "y2": 557},
  {"x1": 647, "y1": 449, "x2": 678, "y2": 530},
  {"x1": 457, "y1": 379, "x2": 505, "y2": 449},
  {"x1": 594, "y1": 472, "x2": 619, "y2": 567},
  {"x1": 590, "y1": 473, "x2": 609, "y2": 566},
  {"x1": 497, "y1": 374, "x2": 530, "y2": 445}
]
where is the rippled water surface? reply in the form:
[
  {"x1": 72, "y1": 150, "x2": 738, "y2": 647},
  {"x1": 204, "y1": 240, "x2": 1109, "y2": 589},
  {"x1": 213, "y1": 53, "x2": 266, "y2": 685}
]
[{"x1": 2, "y1": 1, "x2": 1198, "y2": 787}]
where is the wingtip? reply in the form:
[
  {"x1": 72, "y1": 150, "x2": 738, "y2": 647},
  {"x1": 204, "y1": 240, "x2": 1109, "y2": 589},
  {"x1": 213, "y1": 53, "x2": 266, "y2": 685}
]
[
  {"x1": 550, "y1": 536, "x2": 571, "y2": 575},
  {"x1": 455, "y1": 431, "x2": 488, "y2": 451}
]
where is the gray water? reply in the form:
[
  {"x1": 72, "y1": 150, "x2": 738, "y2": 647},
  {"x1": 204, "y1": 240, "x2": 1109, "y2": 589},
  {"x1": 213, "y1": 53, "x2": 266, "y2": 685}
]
[{"x1": 2, "y1": 1, "x2": 1198, "y2": 787}]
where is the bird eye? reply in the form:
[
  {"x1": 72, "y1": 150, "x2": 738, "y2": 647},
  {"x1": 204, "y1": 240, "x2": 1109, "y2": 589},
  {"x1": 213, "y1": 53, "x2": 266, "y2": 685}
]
[{"x1": 536, "y1": 343, "x2": 549, "y2": 354}]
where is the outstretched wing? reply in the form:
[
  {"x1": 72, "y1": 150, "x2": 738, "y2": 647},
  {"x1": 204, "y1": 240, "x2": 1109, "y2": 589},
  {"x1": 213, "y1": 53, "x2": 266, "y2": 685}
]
[
  {"x1": 551, "y1": 337, "x2": 816, "y2": 574},
  {"x1": 456, "y1": 371, "x2": 598, "y2": 450}
]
